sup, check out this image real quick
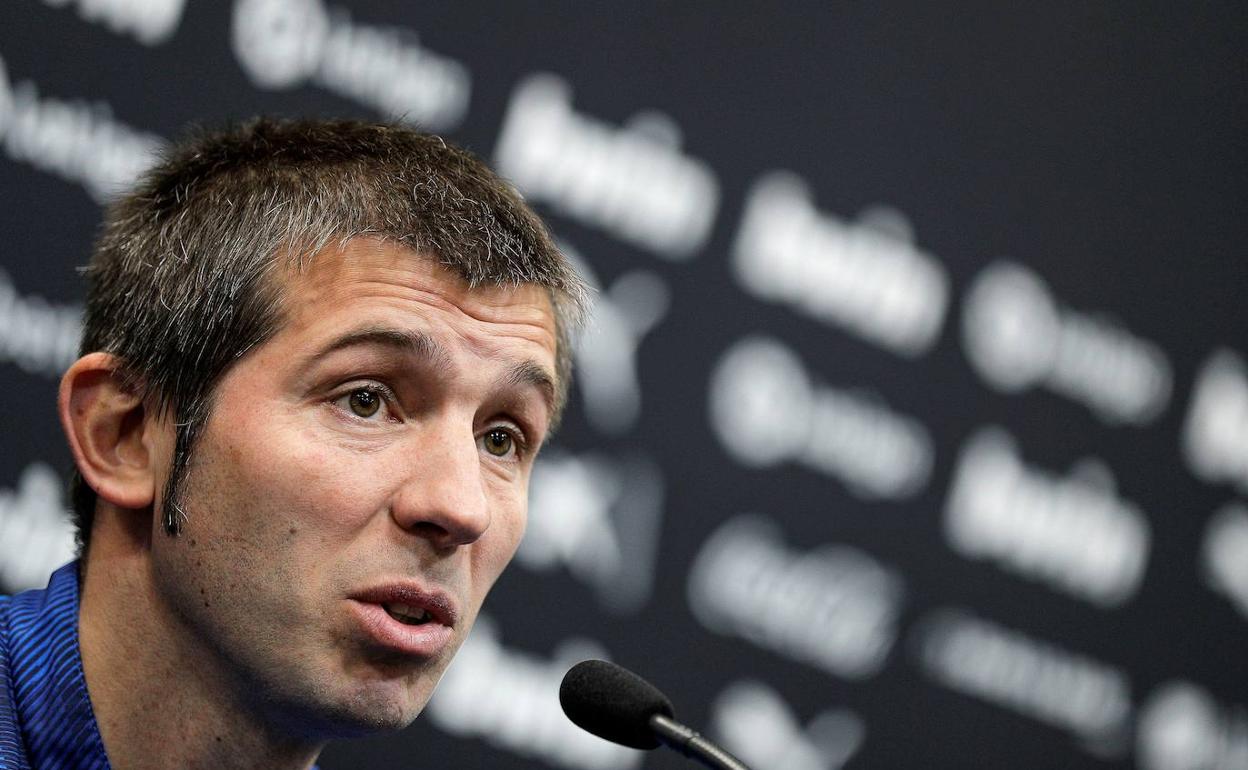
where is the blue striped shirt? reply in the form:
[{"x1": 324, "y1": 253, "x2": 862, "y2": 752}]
[{"x1": 0, "y1": 562, "x2": 110, "y2": 769}]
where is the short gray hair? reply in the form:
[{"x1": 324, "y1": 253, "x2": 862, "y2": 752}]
[{"x1": 73, "y1": 117, "x2": 588, "y2": 551}]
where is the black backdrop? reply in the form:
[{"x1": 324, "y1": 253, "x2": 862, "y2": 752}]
[{"x1": 1, "y1": 3, "x2": 1246, "y2": 769}]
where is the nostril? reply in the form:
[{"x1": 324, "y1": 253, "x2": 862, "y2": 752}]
[
  {"x1": 397, "y1": 515, "x2": 489, "y2": 550},
  {"x1": 390, "y1": 484, "x2": 491, "y2": 546},
  {"x1": 389, "y1": 434, "x2": 491, "y2": 545}
]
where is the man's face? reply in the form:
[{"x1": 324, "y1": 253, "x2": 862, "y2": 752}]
[{"x1": 147, "y1": 238, "x2": 559, "y2": 736}]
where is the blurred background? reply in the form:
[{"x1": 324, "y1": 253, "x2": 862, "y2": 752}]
[{"x1": 1, "y1": 2, "x2": 1246, "y2": 768}]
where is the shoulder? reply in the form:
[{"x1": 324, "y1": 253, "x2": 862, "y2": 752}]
[
  {"x1": 0, "y1": 563, "x2": 81, "y2": 662},
  {"x1": 0, "y1": 590, "x2": 11, "y2": 658},
  {"x1": 1, "y1": 591, "x2": 21, "y2": 769},
  {"x1": 0, "y1": 593, "x2": 8, "y2": 657},
  {"x1": 0, "y1": 566, "x2": 83, "y2": 770},
  {"x1": 2, "y1": 586, "x2": 20, "y2": 700}
]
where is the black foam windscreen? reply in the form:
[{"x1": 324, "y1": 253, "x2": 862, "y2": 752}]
[{"x1": 559, "y1": 659, "x2": 676, "y2": 750}]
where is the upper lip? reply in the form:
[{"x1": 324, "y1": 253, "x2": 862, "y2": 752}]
[{"x1": 350, "y1": 582, "x2": 458, "y2": 627}]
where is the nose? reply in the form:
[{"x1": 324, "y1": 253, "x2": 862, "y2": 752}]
[{"x1": 390, "y1": 421, "x2": 490, "y2": 549}]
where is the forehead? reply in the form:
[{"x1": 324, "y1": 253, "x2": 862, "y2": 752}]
[{"x1": 270, "y1": 238, "x2": 558, "y2": 367}]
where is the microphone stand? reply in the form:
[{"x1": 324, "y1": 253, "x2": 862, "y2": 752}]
[{"x1": 649, "y1": 714, "x2": 754, "y2": 770}]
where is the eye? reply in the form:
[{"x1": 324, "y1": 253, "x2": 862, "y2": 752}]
[
  {"x1": 332, "y1": 385, "x2": 393, "y2": 421},
  {"x1": 482, "y1": 428, "x2": 515, "y2": 458},
  {"x1": 348, "y1": 389, "x2": 381, "y2": 418}
]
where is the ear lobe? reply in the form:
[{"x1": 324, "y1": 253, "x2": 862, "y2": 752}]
[{"x1": 59, "y1": 353, "x2": 161, "y2": 511}]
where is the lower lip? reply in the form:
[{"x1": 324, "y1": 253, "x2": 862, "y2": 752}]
[{"x1": 348, "y1": 600, "x2": 454, "y2": 658}]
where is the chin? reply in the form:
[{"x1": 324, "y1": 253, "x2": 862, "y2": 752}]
[
  {"x1": 267, "y1": 677, "x2": 431, "y2": 741},
  {"x1": 338, "y1": 682, "x2": 432, "y2": 736}
]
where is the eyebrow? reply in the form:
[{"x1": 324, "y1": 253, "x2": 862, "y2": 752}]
[
  {"x1": 314, "y1": 327, "x2": 451, "y2": 369},
  {"x1": 504, "y1": 359, "x2": 558, "y2": 420},
  {"x1": 312, "y1": 325, "x2": 558, "y2": 418}
]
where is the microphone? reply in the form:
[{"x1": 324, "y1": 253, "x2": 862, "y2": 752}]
[{"x1": 559, "y1": 659, "x2": 754, "y2": 770}]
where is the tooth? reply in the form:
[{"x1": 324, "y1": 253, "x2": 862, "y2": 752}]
[{"x1": 384, "y1": 603, "x2": 429, "y2": 623}]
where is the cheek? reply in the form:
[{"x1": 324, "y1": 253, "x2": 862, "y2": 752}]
[
  {"x1": 473, "y1": 495, "x2": 528, "y2": 594},
  {"x1": 156, "y1": 427, "x2": 386, "y2": 618},
  {"x1": 213, "y1": 417, "x2": 386, "y2": 538}
]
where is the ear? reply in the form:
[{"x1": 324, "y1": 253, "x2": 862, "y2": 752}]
[{"x1": 59, "y1": 353, "x2": 162, "y2": 511}]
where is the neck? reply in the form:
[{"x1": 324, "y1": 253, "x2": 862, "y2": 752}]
[{"x1": 78, "y1": 515, "x2": 324, "y2": 770}]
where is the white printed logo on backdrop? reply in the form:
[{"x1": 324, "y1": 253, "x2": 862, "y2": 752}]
[
  {"x1": 562, "y1": 244, "x2": 670, "y2": 434},
  {"x1": 1137, "y1": 681, "x2": 1248, "y2": 770},
  {"x1": 1183, "y1": 349, "x2": 1248, "y2": 495},
  {"x1": 519, "y1": 451, "x2": 663, "y2": 614},
  {"x1": 232, "y1": 0, "x2": 470, "y2": 130},
  {"x1": 40, "y1": 0, "x2": 186, "y2": 46},
  {"x1": 1201, "y1": 502, "x2": 1248, "y2": 620},
  {"x1": 962, "y1": 260, "x2": 1172, "y2": 425},
  {"x1": 913, "y1": 608, "x2": 1132, "y2": 757},
  {"x1": 426, "y1": 615, "x2": 642, "y2": 770},
  {"x1": 0, "y1": 55, "x2": 166, "y2": 203},
  {"x1": 710, "y1": 680, "x2": 865, "y2": 770},
  {"x1": 495, "y1": 73, "x2": 720, "y2": 260},
  {"x1": 709, "y1": 336, "x2": 933, "y2": 499},
  {"x1": 687, "y1": 514, "x2": 904, "y2": 680},
  {"x1": 0, "y1": 268, "x2": 82, "y2": 378},
  {"x1": 0, "y1": 463, "x2": 77, "y2": 592},
  {"x1": 943, "y1": 426, "x2": 1151, "y2": 607},
  {"x1": 733, "y1": 171, "x2": 949, "y2": 357}
]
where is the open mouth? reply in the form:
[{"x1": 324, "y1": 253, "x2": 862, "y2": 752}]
[
  {"x1": 383, "y1": 602, "x2": 432, "y2": 626},
  {"x1": 349, "y1": 592, "x2": 454, "y2": 657}
]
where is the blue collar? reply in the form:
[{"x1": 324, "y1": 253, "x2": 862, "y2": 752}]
[{"x1": 1, "y1": 561, "x2": 111, "y2": 769}]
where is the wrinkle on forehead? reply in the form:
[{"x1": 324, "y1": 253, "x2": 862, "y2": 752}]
[{"x1": 276, "y1": 238, "x2": 558, "y2": 354}]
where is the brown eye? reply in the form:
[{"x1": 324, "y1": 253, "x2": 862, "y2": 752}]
[
  {"x1": 483, "y1": 429, "x2": 514, "y2": 457},
  {"x1": 348, "y1": 389, "x2": 381, "y2": 418}
]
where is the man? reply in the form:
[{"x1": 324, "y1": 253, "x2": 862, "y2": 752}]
[{"x1": 0, "y1": 118, "x2": 587, "y2": 769}]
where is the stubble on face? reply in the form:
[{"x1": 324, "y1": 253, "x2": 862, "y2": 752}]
[{"x1": 144, "y1": 238, "x2": 559, "y2": 739}]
